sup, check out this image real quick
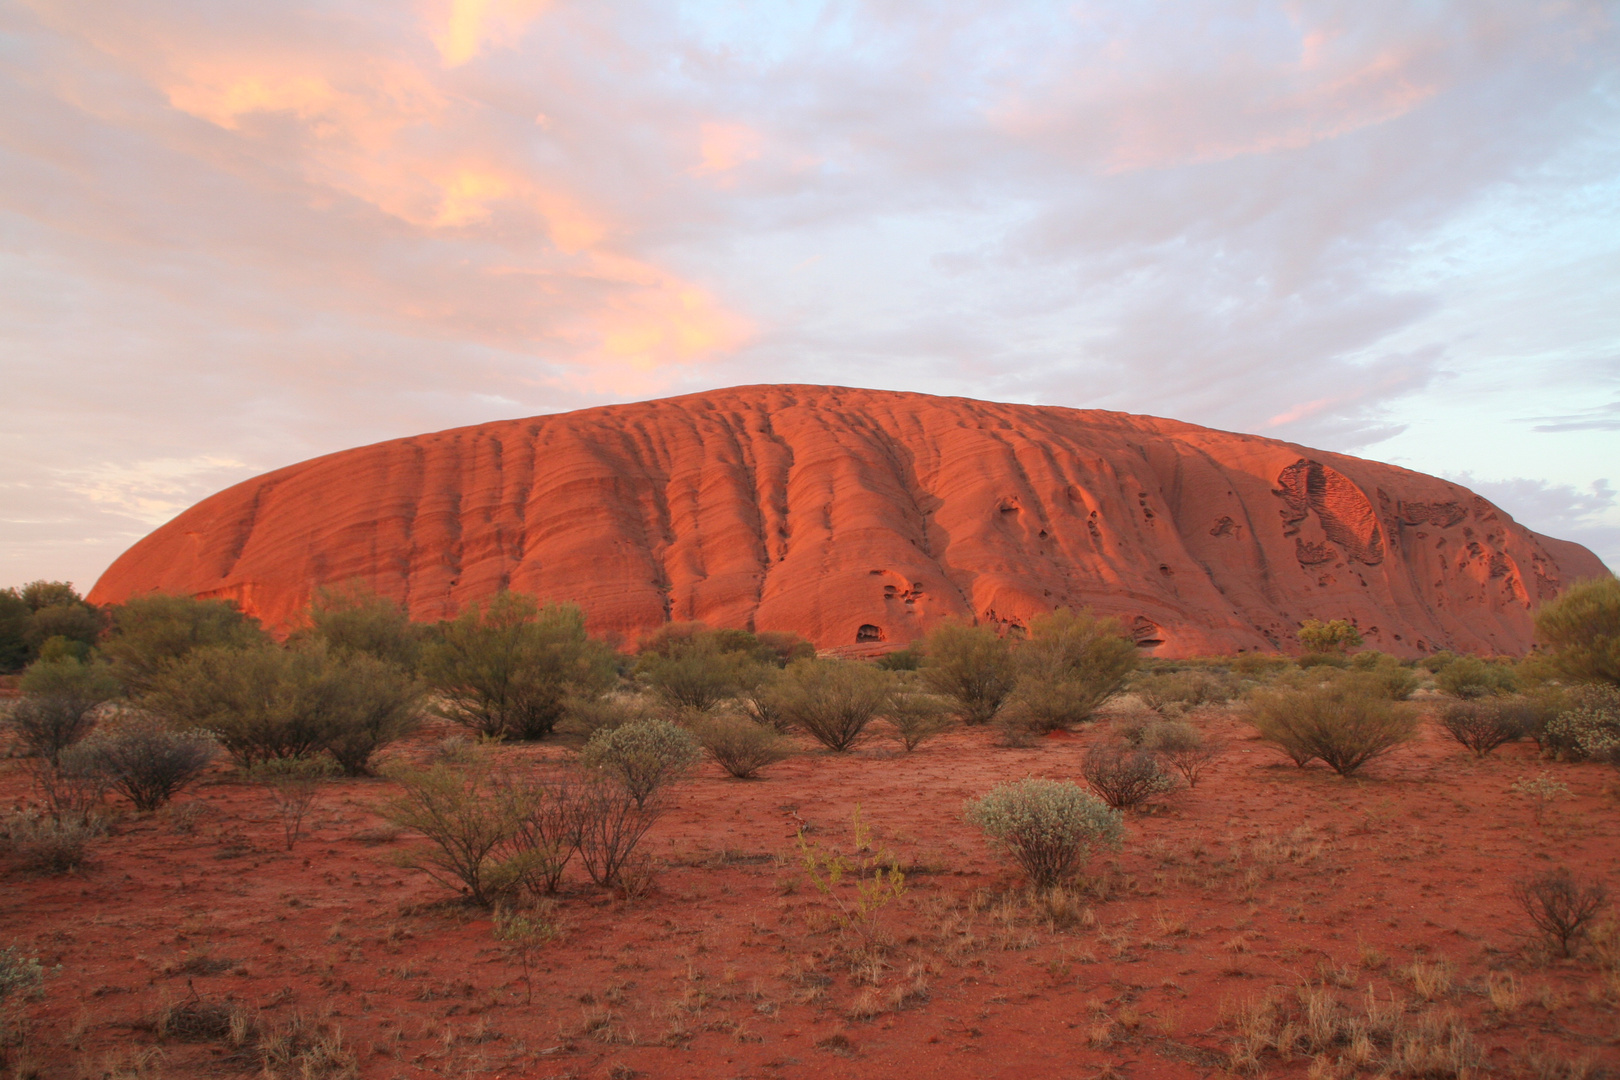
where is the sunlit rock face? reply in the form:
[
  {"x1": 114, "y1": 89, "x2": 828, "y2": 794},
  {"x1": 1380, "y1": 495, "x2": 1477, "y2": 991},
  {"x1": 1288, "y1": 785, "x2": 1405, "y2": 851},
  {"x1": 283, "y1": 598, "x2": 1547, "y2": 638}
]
[{"x1": 90, "y1": 385, "x2": 1609, "y2": 656}]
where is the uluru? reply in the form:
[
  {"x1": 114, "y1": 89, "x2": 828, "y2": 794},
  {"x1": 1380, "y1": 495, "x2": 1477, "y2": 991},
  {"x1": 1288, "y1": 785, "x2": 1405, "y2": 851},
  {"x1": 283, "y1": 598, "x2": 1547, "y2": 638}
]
[{"x1": 88, "y1": 385, "x2": 1609, "y2": 657}]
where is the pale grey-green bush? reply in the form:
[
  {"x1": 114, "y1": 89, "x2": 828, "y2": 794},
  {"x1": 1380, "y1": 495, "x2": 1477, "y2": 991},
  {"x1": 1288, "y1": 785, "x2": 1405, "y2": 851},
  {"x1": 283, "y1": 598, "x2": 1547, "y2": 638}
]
[
  {"x1": 1545, "y1": 685, "x2": 1620, "y2": 763},
  {"x1": 580, "y1": 719, "x2": 701, "y2": 807},
  {"x1": 72, "y1": 722, "x2": 218, "y2": 812},
  {"x1": 0, "y1": 809, "x2": 105, "y2": 872},
  {"x1": 964, "y1": 778, "x2": 1122, "y2": 888},
  {"x1": 1435, "y1": 656, "x2": 1517, "y2": 699}
]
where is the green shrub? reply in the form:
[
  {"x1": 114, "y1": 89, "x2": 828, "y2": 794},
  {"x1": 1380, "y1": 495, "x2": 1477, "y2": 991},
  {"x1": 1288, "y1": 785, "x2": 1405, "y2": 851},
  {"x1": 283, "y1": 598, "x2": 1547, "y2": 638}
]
[
  {"x1": 637, "y1": 643, "x2": 761, "y2": 712},
  {"x1": 1534, "y1": 578, "x2": 1620, "y2": 687},
  {"x1": 920, "y1": 623, "x2": 1016, "y2": 725},
  {"x1": 1437, "y1": 700, "x2": 1526, "y2": 757},
  {"x1": 382, "y1": 762, "x2": 528, "y2": 907},
  {"x1": 1132, "y1": 670, "x2": 1237, "y2": 713},
  {"x1": 881, "y1": 691, "x2": 956, "y2": 751},
  {"x1": 1435, "y1": 656, "x2": 1517, "y2": 699},
  {"x1": 579, "y1": 719, "x2": 701, "y2": 807},
  {"x1": 100, "y1": 594, "x2": 268, "y2": 695},
  {"x1": 1143, "y1": 720, "x2": 1225, "y2": 787},
  {"x1": 0, "y1": 809, "x2": 104, "y2": 872},
  {"x1": 9, "y1": 656, "x2": 121, "y2": 761},
  {"x1": 0, "y1": 945, "x2": 45, "y2": 1002},
  {"x1": 1080, "y1": 740, "x2": 1177, "y2": 809},
  {"x1": 1544, "y1": 685, "x2": 1620, "y2": 763},
  {"x1": 1004, "y1": 610, "x2": 1137, "y2": 732},
  {"x1": 692, "y1": 713, "x2": 793, "y2": 778},
  {"x1": 1297, "y1": 619, "x2": 1363, "y2": 654},
  {"x1": 302, "y1": 580, "x2": 421, "y2": 671},
  {"x1": 146, "y1": 642, "x2": 421, "y2": 772},
  {"x1": 72, "y1": 722, "x2": 218, "y2": 811},
  {"x1": 1296, "y1": 652, "x2": 1350, "y2": 669},
  {"x1": 1422, "y1": 649, "x2": 1459, "y2": 674},
  {"x1": 1247, "y1": 682, "x2": 1418, "y2": 776},
  {"x1": 1349, "y1": 656, "x2": 1420, "y2": 701},
  {"x1": 775, "y1": 659, "x2": 890, "y2": 751},
  {"x1": 964, "y1": 778, "x2": 1122, "y2": 888},
  {"x1": 556, "y1": 694, "x2": 647, "y2": 740},
  {"x1": 425, "y1": 593, "x2": 614, "y2": 740},
  {"x1": 875, "y1": 646, "x2": 923, "y2": 671}
]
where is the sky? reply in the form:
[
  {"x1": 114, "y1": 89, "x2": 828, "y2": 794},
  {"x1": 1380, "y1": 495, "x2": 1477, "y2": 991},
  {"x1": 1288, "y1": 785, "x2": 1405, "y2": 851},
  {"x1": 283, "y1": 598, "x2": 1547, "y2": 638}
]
[{"x1": 2, "y1": 0, "x2": 1617, "y2": 593}]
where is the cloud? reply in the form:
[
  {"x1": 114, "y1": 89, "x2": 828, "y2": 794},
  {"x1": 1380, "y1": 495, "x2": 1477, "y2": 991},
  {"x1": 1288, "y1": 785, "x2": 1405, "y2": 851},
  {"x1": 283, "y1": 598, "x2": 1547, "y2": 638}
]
[
  {"x1": 1530, "y1": 400, "x2": 1620, "y2": 434},
  {"x1": 0, "y1": 0, "x2": 1616, "y2": 591}
]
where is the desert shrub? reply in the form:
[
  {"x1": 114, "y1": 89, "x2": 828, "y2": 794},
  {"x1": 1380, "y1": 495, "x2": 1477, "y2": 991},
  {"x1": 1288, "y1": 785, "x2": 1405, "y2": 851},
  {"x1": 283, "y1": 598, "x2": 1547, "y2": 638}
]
[
  {"x1": 1246, "y1": 681, "x2": 1418, "y2": 776},
  {"x1": 1544, "y1": 684, "x2": 1620, "y2": 762},
  {"x1": 1436, "y1": 655, "x2": 1517, "y2": 699},
  {"x1": 1512, "y1": 868, "x2": 1608, "y2": 957},
  {"x1": 9, "y1": 656, "x2": 121, "y2": 761},
  {"x1": 920, "y1": 623, "x2": 1017, "y2": 725},
  {"x1": 1295, "y1": 651, "x2": 1350, "y2": 669},
  {"x1": 776, "y1": 659, "x2": 890, "y2": 751},
  {"x1": 1534, "y1": 577, "x2": 1620, "y2": 687},
  {"x1": 1133, "y1": 670, "x2": 1236, "y2": 714},
  {"x1": 100, "y1": 593, "x2": 268, "y2": 695},
  {"x1": 382, "y1": 762, "x2": 527, "y2": 906},
  {"x1": 1081, "y1": 740, "x2": 1177, "y2": 809},
  {"x1": 752, "y1": 629, "x2": 817, "y2": 667},
  {"x1": 638, "y1": 643, "x2": 761, "y2": 712},
  {"x1": 1143, "y1": 720, "x2": 1225, "y2": 787},
  {"x1": 73, "y1": 722, "x2": 218, "y2": 811},
  {"x1": 692, "y1": 713, "x2": 793, "y2": 778},
  {"x1": 303, "y1": 580, "x2": 421, "y2": 671},
  {"x1": 881, "y1": 691, "x2": 956, "y2": 751},
  {"x1": 875, "y1": 646, "x2": 923, "y2": 671},
  {"x1": 493, "y1": 769, "x2": 588, "y2": 896},
  {"x1": 1230, "y1": 654, "x2": 1291, "y2": 678},
  {"x1": 1003, "y1": 609, "x2": 1137, "y2": 732},
  {"x1": 556, "y1": 693, "x2": 647, "y2": 740},
  {"x1": 424, "y1": 593, "x2": 614, "y2": 740},
  {"x1": 1437, "y1": 700, "x2": 1525, "y2": 757},
  {"x1": 964, "y1": 778, "x2": 1122, "y2": 888},
  {"x1": 579, "y1": 719, "x2": 701, "y2": 808},
  {"x1": 147, "y1": 643, "x2": 421, "y2": 772},
  {"x1": 25, "y1": 753, "x2": 108, "y2": 824},
  {"x1": 1297, "y1": 618, "x2": 1363, "y2": 654},
  {"x1": 0, "y1": 809, "x2": 105, "y2": 872},
  {"x1": 574, "y1": 778, "x2": 660, "y2": 890},
  {"x1": 249, "y1": 757, "x2": 338, "y2": 850},
  {"x1": 0, "y1": 944, "x2": 44, "y2": 1003},
  {"x1": 1348, "y1": 653, "x2": 1420, "y2": 700},
  {"x1": 1422, "y1": 649, "x2": 1459, "y2": 673}
]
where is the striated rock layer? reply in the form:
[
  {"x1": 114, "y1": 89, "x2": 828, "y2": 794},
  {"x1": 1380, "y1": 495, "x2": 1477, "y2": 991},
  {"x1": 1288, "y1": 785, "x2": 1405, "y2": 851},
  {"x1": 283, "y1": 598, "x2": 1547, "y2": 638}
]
[{"x1": 90, "y1": 386, "x2": 1610, "y2": 657}]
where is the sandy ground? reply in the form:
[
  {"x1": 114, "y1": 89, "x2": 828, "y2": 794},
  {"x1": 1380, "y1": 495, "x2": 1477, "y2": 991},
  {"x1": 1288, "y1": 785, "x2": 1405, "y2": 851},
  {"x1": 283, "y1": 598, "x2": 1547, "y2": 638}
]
[{"x1": 3, "y1": 708, "x2": 1619, "y2": 1079}]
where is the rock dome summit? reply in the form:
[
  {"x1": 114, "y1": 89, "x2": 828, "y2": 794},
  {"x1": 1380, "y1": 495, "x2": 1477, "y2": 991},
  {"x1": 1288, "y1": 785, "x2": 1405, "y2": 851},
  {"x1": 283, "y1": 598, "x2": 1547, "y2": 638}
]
[{"x1": 89, "y1": 385, "x2": 1608, "y2": 656}]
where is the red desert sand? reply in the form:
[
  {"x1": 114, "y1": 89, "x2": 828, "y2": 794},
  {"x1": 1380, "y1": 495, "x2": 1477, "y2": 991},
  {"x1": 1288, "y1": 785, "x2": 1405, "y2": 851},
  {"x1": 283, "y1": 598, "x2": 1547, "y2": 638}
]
[{"x1": 4, "y1": 711, "x2": 1619, "y2": 1078}]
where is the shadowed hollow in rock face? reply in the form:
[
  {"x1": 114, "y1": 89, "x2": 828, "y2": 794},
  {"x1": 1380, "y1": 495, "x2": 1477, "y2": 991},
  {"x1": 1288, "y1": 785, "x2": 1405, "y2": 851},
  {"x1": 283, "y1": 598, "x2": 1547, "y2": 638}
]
[{"x1": 89, "y1": 386, "x2": 1609, "y2": 656}]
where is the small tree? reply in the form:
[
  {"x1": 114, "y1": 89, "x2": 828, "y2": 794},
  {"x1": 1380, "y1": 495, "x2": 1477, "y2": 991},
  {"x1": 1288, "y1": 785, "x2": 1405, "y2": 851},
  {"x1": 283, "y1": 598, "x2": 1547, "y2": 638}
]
[
  {"x1": 574, "y1": 778, "x2": 660, "y2": 890},
  {"x1": 100, "y1": 594, "x2": 268, "y2": 695},
  {"x1": 579, "y1": 719, "x2": 701, "y2": 808},
  {"x1": 424, "y1": 594, "x2": 614, "y2": 740},
  {"x1": 1437, "y1": 700, "x2": 1525, "y2": 757},
  {"x1": 1247, "y1": 681, "x2": 1418, "y2": 776},
  {"x1": 965, "y1": 778, "x2": 1122, "y2": 888},
  {"x1": 1534, "y1": 578, "x2": 1620, "y2": 688},
  {"x1": 775, "y1": 659, "x2": 890, "y2": 751},
  {"x1": 692, "y1": 713, "x2": 793, "y2": 778},
  {"x1": 920, "y1": 623, "x2": 1017, "y2": 725},
  {"x1": 1081, "y1": 740, "x2": 1177, "y2": 809},
  {"x1": 249, "y1": 757, "x2": 338, "y2": 850},
  {"x1": 72, "y1": 722, "x2": 218, "y2": 812},
  {"x1": 1005, "y1": 609, "x2": 1138, "y2": 732},
  {"x1": 10, "y1": 656, "x2": 121, "y2": 761},
  {"x1": 1512, "y1": 868, "x2": 1608, "y2": 957},
  {"x1": 1297, "y1": 619, "x2": 1363, "y2": 654}
]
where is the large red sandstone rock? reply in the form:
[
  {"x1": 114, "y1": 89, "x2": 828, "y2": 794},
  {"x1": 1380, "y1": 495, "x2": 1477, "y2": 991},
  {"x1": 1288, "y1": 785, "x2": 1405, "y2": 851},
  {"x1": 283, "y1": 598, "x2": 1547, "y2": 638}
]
[{"x1": 90, "y1": 386, "x2": 1610, "y2": 656}]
